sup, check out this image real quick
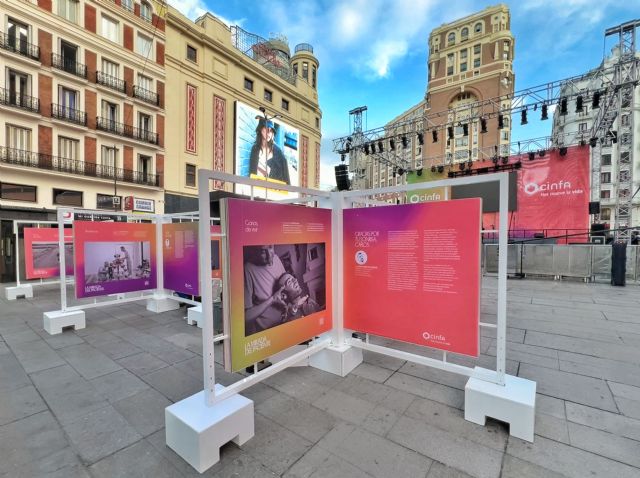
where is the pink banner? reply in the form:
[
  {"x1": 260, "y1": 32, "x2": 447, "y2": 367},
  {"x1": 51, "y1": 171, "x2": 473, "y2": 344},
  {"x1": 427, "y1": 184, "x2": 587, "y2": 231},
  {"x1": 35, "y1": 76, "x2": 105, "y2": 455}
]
[
  {"x1": 74, "y1": 222, "x2": 157, "y2": 298},
  {"x1": 344, "y1": 199, "x2": 482, "y2": 357},
  {"x1": 23, "y1": 228, "x2": 74, "y2": 280}
]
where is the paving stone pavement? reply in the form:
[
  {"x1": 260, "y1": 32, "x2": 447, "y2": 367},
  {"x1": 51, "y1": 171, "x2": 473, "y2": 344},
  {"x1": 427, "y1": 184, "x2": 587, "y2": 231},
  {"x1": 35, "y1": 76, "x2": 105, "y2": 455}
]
[{"x1": 1, "y1": 277, "x2": 640, "y2": 477}]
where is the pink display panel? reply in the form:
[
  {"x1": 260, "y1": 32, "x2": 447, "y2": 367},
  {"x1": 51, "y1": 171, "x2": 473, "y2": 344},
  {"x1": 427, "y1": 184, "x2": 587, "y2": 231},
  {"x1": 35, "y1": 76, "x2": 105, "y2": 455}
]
[
  {"x1": 224, "y1": 199, "x2": 332, "y2": 372},
  {"x1": 74, "y1": 221, "x2": 157, "y2": 298},
  {"x1": 23, "y1": 227, "x2": 74, "y2": 279},
  {"x1": 344, "y1": 199, "x2": 482, "y2": 357}
]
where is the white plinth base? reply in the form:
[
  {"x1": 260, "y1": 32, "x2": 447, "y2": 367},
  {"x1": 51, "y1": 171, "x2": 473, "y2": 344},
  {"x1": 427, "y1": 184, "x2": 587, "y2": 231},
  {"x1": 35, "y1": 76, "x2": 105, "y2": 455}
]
[
  {"x1": 146, "y1": 296, "x2": 180, "y2": 313},
  {"x1": 465, "y1": 367, "x2": 536, "y2": 442},
  {"x1": 309, "y1": 340, "x2": 363, "y2": 377},
  {"x1": 5, "y1": 284, "x2": 33, "y2": 300},
  {"x1": 43, "y1": 310, "x2": 86, "y2": 335},
  {"x1": 187, "y1": 304, "x2": 202, "y2": 327},
  {"x1": 270, "y1": 344, "x2": 309, "y2": 367},
  {"x1": 165, "y1": 386, "x2": 254, "y2": 473}
]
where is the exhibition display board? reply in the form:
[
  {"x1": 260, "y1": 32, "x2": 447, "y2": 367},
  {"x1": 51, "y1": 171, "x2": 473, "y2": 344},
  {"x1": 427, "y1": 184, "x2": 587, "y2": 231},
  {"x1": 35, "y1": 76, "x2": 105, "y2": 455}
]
[
  {"x1": 73, "y1": 221, "x2": 157, "y2": 298},
  {"x1": 24, "y1": 227, "x2": 74, "y2": 279},
  {"x1": 163, "y1": 223, "x2": 223, "y2": 296},
  {"x1": 343, "y1": 199, "x2": 482, "y2": 357},
  {"x1": 222, "y1": 199, "x2": 332, "y2": 372}
]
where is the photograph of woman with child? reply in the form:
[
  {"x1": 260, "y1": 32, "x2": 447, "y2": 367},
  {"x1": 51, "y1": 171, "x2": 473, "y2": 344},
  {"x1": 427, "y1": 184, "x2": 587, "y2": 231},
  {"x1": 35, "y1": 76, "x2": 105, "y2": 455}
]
[{"x1": 243, "y1": 243, "x2": 326, "y2": 336}]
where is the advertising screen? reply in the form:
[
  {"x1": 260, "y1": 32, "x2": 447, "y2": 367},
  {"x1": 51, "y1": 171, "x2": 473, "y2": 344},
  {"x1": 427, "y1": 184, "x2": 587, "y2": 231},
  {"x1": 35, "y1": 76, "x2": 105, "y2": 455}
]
[
  {"x1": 223, "y1": 199, "x2": 332, "y2": 372},
  {"x1": 234, "y1": 101, "x2": 299, "y2": 198},
  {"x1": 162, "y1": 223, "x2": 223, "y2": 295},
  {"x1": 344, "y1": 199, "x2": 482, "y2": 357},
  {"x1": 74, "y1": 221, "x2": 156, "y2": 298},
  {"x1": 23, "y1": 228, "x2": 74, "y2": 279}
]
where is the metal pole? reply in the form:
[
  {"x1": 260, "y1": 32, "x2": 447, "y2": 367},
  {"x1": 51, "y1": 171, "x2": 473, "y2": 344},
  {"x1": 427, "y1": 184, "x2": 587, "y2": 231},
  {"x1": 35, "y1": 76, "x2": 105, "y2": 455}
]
[
  {"x1": 155, "y1": 214, "x2": 164, "y2": 293},
  {"x1": 331, "y1": 192, "x2": 345, "y2": 346},
  {"x1": 197, "y1": 171, "x2": 215, "y2": 406},
  {"x1": 58, "y1": 208, "x2": 68, "y2": 311},
  {"x1": 496, "y1": 173, "x2": 508, "y2": 386},
  {"x1": 13, "y1": 221, "x2": 21, "y2": 287}
]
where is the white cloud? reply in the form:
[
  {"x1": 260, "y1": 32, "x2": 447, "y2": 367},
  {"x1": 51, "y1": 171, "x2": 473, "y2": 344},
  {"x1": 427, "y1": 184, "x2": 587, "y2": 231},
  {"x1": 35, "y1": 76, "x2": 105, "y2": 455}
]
[{"x1": 168, "y1": 0, "x2": 245, "y2": 26}]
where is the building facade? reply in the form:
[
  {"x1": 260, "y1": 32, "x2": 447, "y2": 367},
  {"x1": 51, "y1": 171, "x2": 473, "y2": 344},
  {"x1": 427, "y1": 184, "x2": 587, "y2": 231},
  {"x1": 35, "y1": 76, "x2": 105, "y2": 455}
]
[
  {"x1": 164, "y1": 8, "x2": 322, "y2": 212},
  {"x1": 424, "y1": 4, "x2": 515, "y2": 165},
  {"x1": 0, "y1": 0, "x2": 166, "y2": 282},
  {"x1": 552, "y1": 47, "x2": 640, "y2": 229}
]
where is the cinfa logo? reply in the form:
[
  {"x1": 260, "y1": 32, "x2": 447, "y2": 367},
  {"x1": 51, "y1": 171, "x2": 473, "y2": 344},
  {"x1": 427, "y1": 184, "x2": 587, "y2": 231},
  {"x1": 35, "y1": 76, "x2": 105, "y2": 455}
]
[
  {"x1": 422, "y1": 331, "x2": 450, "y2": 345},
  {"x1": 523, "y1": 180, "x2": 571, "y2": 196}
]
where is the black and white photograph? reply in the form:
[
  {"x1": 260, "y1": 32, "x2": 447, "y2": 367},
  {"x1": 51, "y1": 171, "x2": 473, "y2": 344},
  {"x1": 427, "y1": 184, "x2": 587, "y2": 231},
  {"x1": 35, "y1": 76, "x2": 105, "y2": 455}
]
[
  {"x1": 32, "y1": 242, "x2": 74, "y2": 270},
  {"x1": 243, "y1": 243, "x2": 326, "y2": 336},
  {"x1": 84, "y1": 241, "x2": 151, "y2": 284}
]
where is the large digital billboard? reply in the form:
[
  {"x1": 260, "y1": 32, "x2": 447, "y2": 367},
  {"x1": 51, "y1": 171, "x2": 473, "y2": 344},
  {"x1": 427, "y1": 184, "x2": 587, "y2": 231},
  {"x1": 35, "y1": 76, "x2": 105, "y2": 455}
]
[
  {"x1": 222, "y1": 199, "x2": 332, "y2": 372},
  {"x1": 74, "y1": 222, "x2": 157, "y2": 298},
  {"x1": 234, "y1": 101, "x2": 299, "y2": 197}
]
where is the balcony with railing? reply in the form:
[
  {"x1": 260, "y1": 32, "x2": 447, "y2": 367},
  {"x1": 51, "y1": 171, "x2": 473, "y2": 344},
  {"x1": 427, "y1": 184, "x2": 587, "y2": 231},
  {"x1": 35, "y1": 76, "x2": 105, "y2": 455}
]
[
  {"x1": 0, "y1": 32, "x2": 40, "y2": 61},
  {"x1": 96, "y1": 117, "x2": 159, "y2": 145},
  {"x1": 96, "y1": 72, "x2": 126, "y2": 94},
  {"x1": 51, "y1": 53, "x2": 87, "y2": 79},
  {"x1": 0, "y1": 146, "x2": 160, "y2": 187},
  {"x1": 133, "y1": 86, "x2": 159, "y2": 106},
  {"x1": 51, "y1": 103, "x2": 87, "y2": 126},
  {"x1": 0, "y1": 87, "x2": 39, "y2": 113}
]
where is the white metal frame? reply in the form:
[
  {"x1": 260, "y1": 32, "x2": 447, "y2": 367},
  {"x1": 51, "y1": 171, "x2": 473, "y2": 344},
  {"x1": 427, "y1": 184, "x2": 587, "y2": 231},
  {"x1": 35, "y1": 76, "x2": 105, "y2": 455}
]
[{"x1": 195, "y1": 170, "x2": 510, "y2": 405}]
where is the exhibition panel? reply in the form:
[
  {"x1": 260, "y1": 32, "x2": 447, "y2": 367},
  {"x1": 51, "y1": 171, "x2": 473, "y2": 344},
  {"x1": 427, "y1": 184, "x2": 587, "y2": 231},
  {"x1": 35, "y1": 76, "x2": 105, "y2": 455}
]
[
  {"x1": 23, "y1": 227, "x2": 74, "y2": 280},
  {"x1": 343, "y1": 199, "x2": 482, "y2": 357},
  {"x1": 73, "y1": 221, "x2": 157, "y2": 298},
  {"x1": 222, "y1": 198, "x2": 332, "y2": 372}
]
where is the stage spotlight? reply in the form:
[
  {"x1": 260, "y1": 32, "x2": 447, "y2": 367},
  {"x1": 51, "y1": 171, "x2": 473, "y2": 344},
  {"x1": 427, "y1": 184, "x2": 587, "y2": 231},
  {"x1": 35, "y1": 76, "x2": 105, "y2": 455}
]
[
  {"x1": 589, "y1": 137, "x2": 598, "y2": 147},
  {"x1": 392, "y1": 169, "x2": 396, "y2": 178},
  {"x1": 515, "y1": 161, "x2": 522, "y2": 169},
  {"x1": 467, "y1": 159, "x2": 473, "y2": 168},
  {"x1": 378, "y1": 140, "x2": 384, "y2": 152},
  {"x1": 538, "y1": 149, "x2": 546, "y2": 157},
  {"x1": 559, "y1": 147, "x2": 568, "y2": 156},
  {"x1": 492, "y1": 156, "x2": 499, "y2": 165},
  {"x1": 528, "y1": 151, "x2": 535, "y2": 161},
  {"x1": 498, "y1": 114, "x2": 504, "y2": 129},
  {"x1": 397, "y1": 168, "x2": 405, "y2": 176},
  {"x1": 340, "y1": 153, "x2": 346, "y2": 162},
  {"x1": 501, "y1": 156, "x2": 509, "y2": 165},
  {"x1": 402, "y1": 136, "x2": 408, "y2": 149},
  {"x1": 448, "y1": 126, "x2": 454, "y2": 140},
  {"x1": 432, "y1": 130, "x2": 438, "y2": 143},
  {"x1": 364, "y1": 144, "x2": 370, "y2": 155},
  {"x1": 437, "y1": 165, "x2": 444, "y2": 173},
  {"x1": 463, "y1": 123, "x2": 468, "y2": 136},
  {"x1": 576, "y1": 95, "x2": 583, "y2": 112},
  {"x1": 580, "y1": 139, "x2": 586, "y2": 146},
  {"x1": 448, "y1": 172, "x2": 455, "y2": 178},
  {"x1": 431, "y1": 165, "x2": 436, "y2": 173},
  {"x1": 417, "y1": 132, "x2": 424, "y2": 145},
  {"x1": 610, "y1": 131, "x2": 618, "y2": 144},
  {"x1": 541, "y1": 103, "x2": 548, "y2": 120},
  {"x1": 560, "y1": 97, "x2": 568, "y2": 115},
  {"x1": 592, "y1": 91, "x2": 600, "y2": 108},
  {"x1": 389, "y1": 138, "x2": 395, "y2": 150},
  {"x1": 370, "y1": 142, "x2": 376, "y2": 154},
  {"x1": 521, "y1": 109, "x2": 528, "y2": 125},
  {"x1": 459, "y1": 162, "x2": 465, "y2": 171},
  {"x1": 480, "y1": 117, "x2": 487, "y2": 133},
  {"x1": 417, "y1": 168, "x2": 423, "y2": 176}
]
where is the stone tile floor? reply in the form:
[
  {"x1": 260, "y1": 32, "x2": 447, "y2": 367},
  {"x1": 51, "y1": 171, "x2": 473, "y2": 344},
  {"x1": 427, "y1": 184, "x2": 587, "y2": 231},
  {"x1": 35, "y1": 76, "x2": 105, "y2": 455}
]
[{"x1": 1, "y1": 277, "x2": 639, "y2": 477}]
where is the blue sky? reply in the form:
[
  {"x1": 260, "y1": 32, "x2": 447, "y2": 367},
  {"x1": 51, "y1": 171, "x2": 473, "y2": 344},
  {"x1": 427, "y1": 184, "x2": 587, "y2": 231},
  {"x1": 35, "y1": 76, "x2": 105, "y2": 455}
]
[{"x1": 169, "y1": 0, "x2": 637, "y2": 189}]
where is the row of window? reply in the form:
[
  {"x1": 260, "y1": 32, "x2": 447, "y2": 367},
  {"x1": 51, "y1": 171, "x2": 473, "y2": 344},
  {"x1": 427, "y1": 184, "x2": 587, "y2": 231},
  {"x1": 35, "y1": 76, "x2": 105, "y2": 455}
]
[
  {"x1": 0, "y1": 182, "x2": 128, "y2": 209},
  {"x1": 57, "y1": 0, "x2": 154, "y2": 25},
  {"x1": 5, "y1": 124, "x2": 154, "y2": 172},
  {"x1": 243, "y1": 77, "x2": 290, "y2": 112},
  {"x1": 100, "y1": 15, "x2": 154, "y2": 58}
]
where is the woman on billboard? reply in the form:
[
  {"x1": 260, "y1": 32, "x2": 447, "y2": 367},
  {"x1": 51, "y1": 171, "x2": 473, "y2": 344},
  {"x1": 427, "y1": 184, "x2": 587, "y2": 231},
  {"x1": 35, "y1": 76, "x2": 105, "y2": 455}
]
[{"x1": 249, "y1": 118, "x2": 290, "y2": 185}]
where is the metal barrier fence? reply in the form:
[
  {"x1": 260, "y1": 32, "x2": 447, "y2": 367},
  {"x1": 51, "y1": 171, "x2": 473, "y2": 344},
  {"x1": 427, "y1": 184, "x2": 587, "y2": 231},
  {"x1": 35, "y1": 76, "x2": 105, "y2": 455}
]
[{"x1": 484, "y1": 244, "x2": 640, "y2": 282}]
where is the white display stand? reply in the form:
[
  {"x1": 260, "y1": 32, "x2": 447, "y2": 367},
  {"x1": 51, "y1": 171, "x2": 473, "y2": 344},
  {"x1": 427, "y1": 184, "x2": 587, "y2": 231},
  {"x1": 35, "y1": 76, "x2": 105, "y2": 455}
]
[
  {"x1": 465, "y1": 367, "x2": 536, "y2": 441},
  {"x1": 163, "y1": 170, "x2": 536, "y2": 474},
  {"x1": 43, "y1": 309, "x2": 86, "y2": 334},
  {"x1": 146, "y1": 294, "x2": 181, "y2": 313},
  {"x1": 186, "y1": 304, "x2": 202, "y2": 327},
  {"x1": 165, "y1": 385, "x2": 254, "y2": 474},
  {"x1": 5, "y1": 284, "x2": 33, "y2": 300}
]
